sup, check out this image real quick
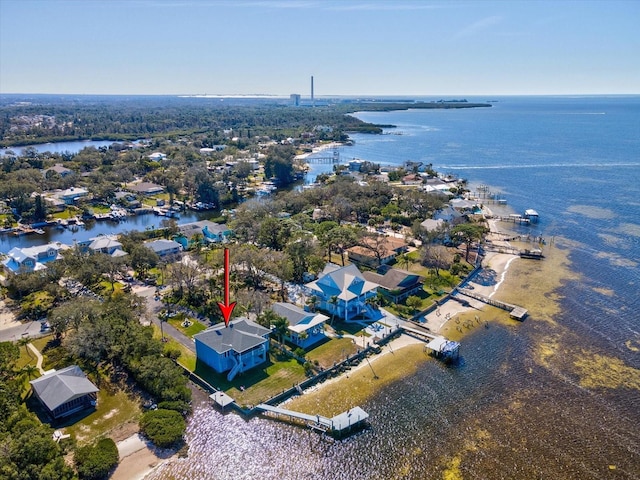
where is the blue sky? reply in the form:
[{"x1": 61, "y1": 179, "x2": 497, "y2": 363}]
[{"x1": 1, "y1": 0, "x2": 638, "y2": 95}]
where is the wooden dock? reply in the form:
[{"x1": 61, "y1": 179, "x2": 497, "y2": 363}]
[
  {"x1": 402, "y1": 326, "x2": 460, "y2": 361},
  {"x1": 456, "y1": 288, "x2": 528, "y2": 320},
  {"x1": 255, "y1": 404, "x2": 369, "y2": 437}
]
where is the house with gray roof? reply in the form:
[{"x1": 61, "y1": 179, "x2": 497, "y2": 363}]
[
  {"x1": 78, "y1": 235, "x2": 127, "y2": 257},
  {"x1": 30, "y1": 365, "x2": 99, "y2": 419},
  {"x1": 127, "y1": 182, "x2": 164, "y2": 195},
  {"x1": 194, "y1": 318, "x2": 270, "y2": 381},
  {"x1": 363, "y1": 268, "x2": 424, "y2": 303},
  {"x1": 145, "y1": 239, "x2": 182, "y2": 257},
  {"x1": 272, "y1": 302, "x2": 328, "y2": 348}
]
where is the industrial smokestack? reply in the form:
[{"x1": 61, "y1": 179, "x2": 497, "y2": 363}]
[{"x1": 311, "y1": 75, "x2": 314, "y2": 106}]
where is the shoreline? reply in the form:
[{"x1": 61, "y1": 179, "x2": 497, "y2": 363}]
[
  {"x1": 111, "y1": 434, "x2": 178, "y2": 480},
  {"x1": 294, "y1": 141, "x2": 344, "y2": 160}
]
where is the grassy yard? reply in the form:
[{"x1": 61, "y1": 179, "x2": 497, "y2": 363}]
[
  {"x1": 167, "y1": 316, "x2": 207, "y2": 337},
  {"x1": 51, "y1": 207, "x2": 81, "y2": 220},
  {"x1": 194, "y1": 351, "x2": 307, "y2": 407},
  {"x1": 150, "y1": 324, "x2": 197, "y2": 371},
  {"x1": 305, "y1": 337, "x2": 358, "y2": 369},
  {"x1": 61, "y1": 389, "x2": 142, "y2": 445},
  {"x1": 90, "y1": 204, "x2": 112, "y2": 214},
  {"x1": 19, "y1": 336, "x2": 142, "y2": 445}
]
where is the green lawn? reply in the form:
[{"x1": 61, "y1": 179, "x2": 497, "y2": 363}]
[
  {"x1": 150, "y1": 324, "x2": 197, "y2": 371},
  {"x1": 62, "y1": 389, "x2": 142, "y2": 445},
  {"x1": 51, "y1": 207, "x2": 80, "y2": 220},
  {"x1": 168, "y1": 317, "x2": 207, "y2": 337},
  {"x1": 305, "y1": 337, "x2": 358, "y2": 369},
  {"x1": 90, "y1": 204, "x2": 112, "y2": 214},
  {"x1": 194, "y1": 351, "x2": 307, "y2": 407}
]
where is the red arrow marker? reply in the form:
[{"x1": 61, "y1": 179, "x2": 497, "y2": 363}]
[{"x1": 217, "y1": 248, "x2": 236, "y2": 327}]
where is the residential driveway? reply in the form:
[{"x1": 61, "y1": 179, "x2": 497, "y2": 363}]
[
  {"x1": 132, "y1": 285, "x2": 196, "y2": 353},
  {"x1": 0, "y1": 321, "x2": 43, "y2": 343}
]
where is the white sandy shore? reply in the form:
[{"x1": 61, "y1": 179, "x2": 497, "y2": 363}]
[
  {"x1": 294, "y1": 141, "x2": 344, "y2": 160},
  {"x1": 111, "y1": 434, "x2": 177, "y2": 480}
]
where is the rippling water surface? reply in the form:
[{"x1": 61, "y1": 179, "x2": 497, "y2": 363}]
[{"x1": 149, "y1": 96, "x2": 640, "y2": 479}]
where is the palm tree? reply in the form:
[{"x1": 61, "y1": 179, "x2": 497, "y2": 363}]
[
  {"x1": 21, "y1": 364, "x2": 38, "y2": 381},
  {"x1": 329, "y1": 295, "x2": 339, "y2": 327},
  {"x1": 17, "y1": 337, "x2": 32, "y2": 360}
]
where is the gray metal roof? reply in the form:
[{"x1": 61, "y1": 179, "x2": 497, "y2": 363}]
[
  {"x1": 272, "y1": 302, "x2": 328, "y2": 334},
  {"x1": 30, "y1": 365, "x2": 99, "y2": 411},
  {"x1": 194, "y1": 317, "x2": 270, "y2": 354}
]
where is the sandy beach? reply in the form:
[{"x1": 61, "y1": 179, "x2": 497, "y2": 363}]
[
  {"x1": 294, "y1": 141, "x2": 344, "y2": 160},
  {"x1": 111, "y1": 434, "x2": 177, "y2": 480}
]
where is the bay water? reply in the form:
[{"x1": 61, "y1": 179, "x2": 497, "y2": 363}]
[{"x1": 146, "y1": 96, "x2": 640, "y2": 479}]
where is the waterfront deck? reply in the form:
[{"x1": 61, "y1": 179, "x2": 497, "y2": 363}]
[
  {"x1": 255, "y1": 403, "x2": 368, "y2": 436},
  {"x1": 456, "y1": 288, "x2": 528, "y2": 320}
]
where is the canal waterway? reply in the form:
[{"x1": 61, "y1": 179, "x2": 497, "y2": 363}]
[{"x1": 147, "y1": 95, "x2": 640, "y2": 479}]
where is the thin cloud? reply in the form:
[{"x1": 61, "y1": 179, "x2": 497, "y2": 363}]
[{"x1": 453, "y1": 15, "x2": 503, "y2": 39}]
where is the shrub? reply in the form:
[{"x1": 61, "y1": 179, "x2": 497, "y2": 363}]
[
  {"x1": 74, "y1": 438, "x2": 119, "y2": 480},
  {"x1": 157, "y1": 400, "x2": 192, "y2": 416},
  {"x1": 140, "y1": 409, "x2": 186, "y2": 448}
]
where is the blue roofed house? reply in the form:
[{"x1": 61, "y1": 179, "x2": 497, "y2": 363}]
[
  {"x1": 194, "y1": 318, "x2": 271, "y2": 381},
  {"x1": 304, "y1": 264, "x2": 381, "y2": 322},
  {"x1": 175, "y1": 220, "x2": 231, "y2": 249},
  {"x1": 2, "y1": 242, "x2": 69, "y2": 274},
  {"x1": 30, "y1": 365, "x2": 99, "y2": 419},
  {"x1": 271, "y1": 302, "x2": 328, "y2": 349}
]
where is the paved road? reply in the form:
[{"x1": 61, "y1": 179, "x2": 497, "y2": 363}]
[
  {"x1": 132, "y1": 285, "x2": 197, "y2": 353},
  {"x1": 0, "y1": 321, "x2": 44, "y2": 343}
]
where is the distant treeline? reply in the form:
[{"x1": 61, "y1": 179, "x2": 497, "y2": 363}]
[{"x1": 0, "y1": 95, "x2": 489, "y2": 147}]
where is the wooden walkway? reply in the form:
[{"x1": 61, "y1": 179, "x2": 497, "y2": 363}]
[
  {"x1": 255, "y1": 404, "x2": 369, "y2": 436},
  {"x1": 456, "y1": 288, "x2": 528, "y2": 320}
]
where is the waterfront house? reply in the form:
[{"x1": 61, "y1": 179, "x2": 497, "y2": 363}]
[
  {"x1": 304, "y1": 264, "x2": 380, "y2": 322},
  {"x1": 2, "y1": 242, "x2": 69, "y2": 274},
  {"x1": 362, "y1": 267, "x2": 424, "y2": 303},
  {"x1": 346, "y1": 236, "x2": 408, "y2": 268},
  {"x1": 271, "y1": 302, "x2": 328, "y2": 349},
  {"x1": 57, "y1": 187, "x2": 89, "y2": 205},
  {"x1": 194, "y1": 318, "x2": 271, "y2": 381},
  {"x1": 175, "y1": 220, "x2": 231, "y2": 248},
  {"x1": 145, "y1": 239, "x2": 182, "y2": 257},
  {"x1": 434, "y1": 205, "x2": 464, "y2": 223},
  {"x1": 450, "y1": 198, "x2": 480, "y2": 214},
  {"x1": 30, "y1": 365, "x2": 99, "y2": 420},
  {"x1": 127, "y1": 182, "x2": 164, "y2": 195},
  {"x1": 80, "y1": 235, "x2": 127, "y2": 257}
]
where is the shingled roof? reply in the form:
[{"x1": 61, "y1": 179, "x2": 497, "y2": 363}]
[
  {"x1": 194, "y1": 318, "x2": 270, "y2": 354},
  {"x1": 30, "y1": 365, "x2": 98, "y2": 412}
]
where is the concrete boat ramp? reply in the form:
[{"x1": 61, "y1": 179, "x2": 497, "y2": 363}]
[{"x1": 255, "y1": 403, "x2": 369, "y2": 437}]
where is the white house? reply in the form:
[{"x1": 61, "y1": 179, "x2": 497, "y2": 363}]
[{"x1": 2, "y1": 242, "x2": 69, "y2": 274}]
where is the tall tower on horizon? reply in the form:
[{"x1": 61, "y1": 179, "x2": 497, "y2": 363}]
[{"x1": 311, "y1": 75, "x2": 314, "y2": 107}]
